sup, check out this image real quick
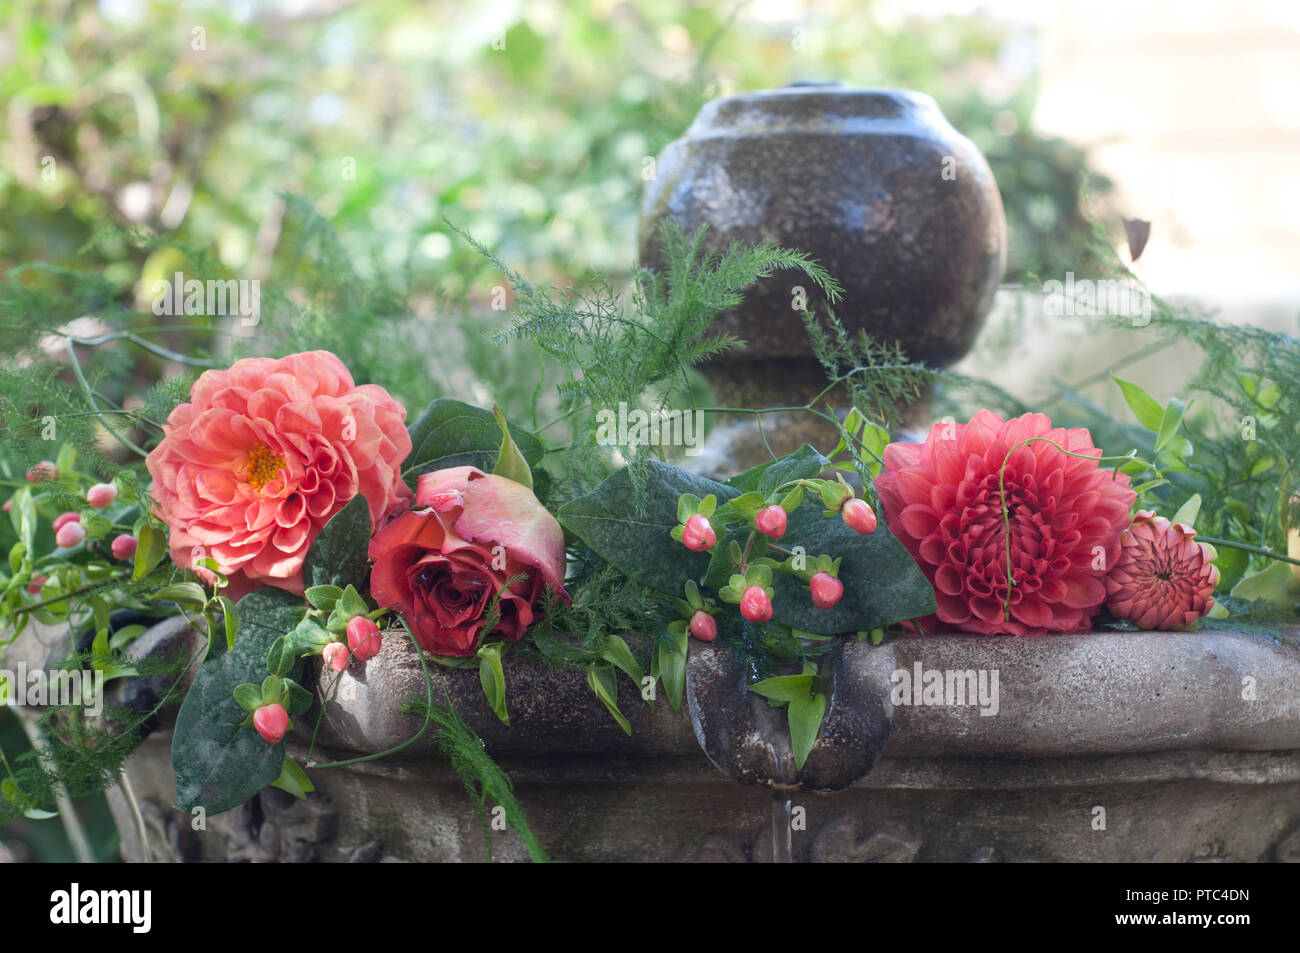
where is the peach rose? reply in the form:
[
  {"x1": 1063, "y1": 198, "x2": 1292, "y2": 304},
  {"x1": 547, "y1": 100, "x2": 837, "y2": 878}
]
[{"x1": 146, "y1": 350, "x2": 412, "y2": 599}]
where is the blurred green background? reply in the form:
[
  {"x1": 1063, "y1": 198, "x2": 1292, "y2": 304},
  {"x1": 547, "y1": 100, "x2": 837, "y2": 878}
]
[{"x1": 0, "y1": 0, "x2": 1113, "y2": 860}]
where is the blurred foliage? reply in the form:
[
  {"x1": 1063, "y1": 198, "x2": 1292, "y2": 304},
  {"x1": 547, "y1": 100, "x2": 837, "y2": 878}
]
[{"x1": 2, "y1": 0, "x2": 1109, "y2": 302}]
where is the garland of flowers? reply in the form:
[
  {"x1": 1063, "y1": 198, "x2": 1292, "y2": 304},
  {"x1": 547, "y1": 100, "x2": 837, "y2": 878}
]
[{"x1": 3, "y1": 220, "x2": 1298, "y2": 860}]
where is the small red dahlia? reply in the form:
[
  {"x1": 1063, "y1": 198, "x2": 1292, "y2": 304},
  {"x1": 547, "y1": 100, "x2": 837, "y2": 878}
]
[
  {"x1": 874, "y1": 410, "x2": 1135, "y2": 636},
  {"x1": 1104, "y1": 511, "x2": 1219, "y2": 630}
]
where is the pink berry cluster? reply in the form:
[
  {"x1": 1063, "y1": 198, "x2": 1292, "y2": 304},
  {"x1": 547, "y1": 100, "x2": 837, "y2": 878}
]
[
  {"x1": 669, "y1": 474, "x2": 878, "y2": 627},
  {"x1": 7, "y1": 466, "x2": 140, "y2": 563}
]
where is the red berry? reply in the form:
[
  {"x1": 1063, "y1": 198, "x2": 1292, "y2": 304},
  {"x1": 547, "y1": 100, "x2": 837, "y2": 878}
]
[
  {"x1": 2, "y1": 499, "x2": 11, "y2": 513},
  {"x1": 681, "y1": 514, "x2": 717, "y2": 552},
  {"x1": 253, "y1": 703, "x2": 290, "y2": 743},
  {"x1": 52, "y1": 511, "x2": 81, "y2": 532},
  {"x1": 689, "y1": 610, "x2": 717, "y2": 642},
  {"x1": 322, "y1": 642, "x2": 349, "y2": 672},
  {"x1": 347, "y1": 616, "x2": 383, "y2": 661},
  {"x1": 841, "y1": 498, "x2": 878, "y2": 535},
  {"x1": 25, "y1": 461, "x2": 56, "y2": 483},
  {"x1": 810, "y1": 572, "x2": 844, "y2": 610},
  {"x1": 87, "y1": 483, "x2": 118, "y2": 508},
  {"x1": 111, "y1": 534, "x2": 138, "y2": 560},
  {"x1": 755, "y1": 505, "x2": 787, "y2": 539},
  {"x1": 26, "y1": 575, "x2": 46, "y2": 595},
  {"x1": 55, "y1": 522, "x2": 86, "y2": 548},
  {"x1": 740, "y1": 585, "x2": 773, "y2": 623}
]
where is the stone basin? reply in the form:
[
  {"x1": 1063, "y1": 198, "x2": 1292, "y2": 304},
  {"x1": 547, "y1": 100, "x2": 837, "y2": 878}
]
[{"x1": 62, "y1": 616, "x2": 1300, "y2": 862}]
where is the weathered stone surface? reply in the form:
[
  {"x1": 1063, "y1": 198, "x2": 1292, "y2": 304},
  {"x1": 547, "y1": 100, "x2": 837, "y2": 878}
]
[
  {"x1": 685, "y1": 640, "x2": 892, "y2": 791},
  {"x1": 93, "y1": 616, "x2": 1300, "y2": 861}
]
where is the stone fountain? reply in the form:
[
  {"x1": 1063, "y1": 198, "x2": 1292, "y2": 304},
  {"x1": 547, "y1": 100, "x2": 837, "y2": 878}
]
[{"x1": 12, "y1": 86, "x2": 1300, "y2": 863}]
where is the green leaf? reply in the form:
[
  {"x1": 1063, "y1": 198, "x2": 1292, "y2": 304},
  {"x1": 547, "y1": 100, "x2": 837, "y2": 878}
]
[
  {"x1": 132, "y1": 524, "x2": 168, "y2": 580},
  {"x1": 280, "y1": 678, "x2": 314, "y2": 716},
  {"x1": 217, "y1": 595, "x2": 238, "y2": 651},
  {"x1": 597, "y1": 634, "x2": 644, "y2": 688},
  {"x1": 477, "y1": 644, "x2": 509, "y2": 725},
  {"x1": 1154, "y1": 397, "x2": 1190, "y2": 454},
  {"x1": 151, "y1": 582, "x2": 208, "y2": 608},
  {"x1": 1113, "y1": 377, "x2": 1164, "y2": 431},
  {"x1": 726, "y1": 445, "x2": 828, "y2": 495},
  {"x1": 788, "y1": 692, "x2": 827, "y2": 770},
  {"x1": 232, "y1": 683, "x2": 263, "y2": 712},
  {"x1": 171, "y1": 587, "x2": 305, "y2": 815},
  {"x1": 269, "y1": 619, "x2": 331, "y2": 675},
  {"x1": 1171, "y1": 493, "x2": 1202, "y2": 528},
  {"x1": 404, "y1": 398, "x2": 544, "y2": 481},
  {"x1": 749, "y1": 673, "x2": 816, "y2": 703},
  {"x1": 491, "y1": 405, "x2": 533, "y2": 490},
  {"x1": 270, "y1": 757, "x2": 315, "y2": 800},
  {"x1": 586, "y1": 664, "x2": 631, "y2": 735},
  {"x1": 304, "y1": 585, "x2": 343, "y2": 611},
  {"x1": 657, "y1": 628, "x2": 688, "y2": 712},
  {"x1": 1230, "y1": 559, "x2": 1300, "y2": 608},
  {"x1": 559, "y1": 461, "x2": 740, "y2": 594},
  {"x1": 302, "y1": 495, "x2": 371, "y2": 591}
]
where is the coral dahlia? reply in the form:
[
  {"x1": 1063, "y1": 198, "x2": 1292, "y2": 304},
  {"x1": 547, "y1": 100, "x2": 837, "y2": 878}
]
[
  {"x1": 874, "y1": 410, "x2": 1135, "y2": 636},
  {"x1": 146, "y1": 351, "x2": 412, "y2": 600},
  {"x1": 1104, "y1": 511, "x2": 1219, "y2": 630}
]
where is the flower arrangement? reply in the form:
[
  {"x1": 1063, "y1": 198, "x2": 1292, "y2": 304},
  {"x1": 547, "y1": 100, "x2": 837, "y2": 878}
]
[{"x1": 3, "y1": 218, "x2": 1298, "y2": 860}]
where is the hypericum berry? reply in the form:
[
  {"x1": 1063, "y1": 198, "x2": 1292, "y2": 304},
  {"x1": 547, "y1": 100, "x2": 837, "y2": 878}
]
[
  {"x1": 689, "y1": 610, "x2": 717, "y2": 642},
  {"x1": 52, "y1": 511, "x2": 81, "y2": 533},
  {"x1": 253, "y1": 703, "x2": 290, "y2": 743},
  {"x1": 740, "y1": 585, "x2": 773, "y2": 623},
  {"x1": 681, "y1": 514, "x2": 717, "y2": 552},
  {"x1": 87, "y1": 483, "x2": 118, "y2": 508},
  {"x1": 754, "y1": 505, "x2": 787, "y2": 539},
  {"x1": 25, "y1": 461, "x2": 56, "y2": 483},
  {"x1": 26, "y1": 575, "x2": 46, "y2": 595},
  {"x1": 347, "y1": 616, "x2": 382, "y2": 661},
  {"x1": 2, "y1": 499, "x2": 10, "y2": 513},
  {"x1": 810, "y1": 572, "x2": 844, "y2": 610},
  {"x1": 55, "y1": 521, "x2": 86, "y2": 548},
  {"x1": 111, "y1": 534, "x2": 138, "y2": 560},
  {"x1": 322, "y1": 641, "x2": 350, "y2": 672},
  {"x1": 841, "y1": 498, "x2": 878, "y2": 535}
]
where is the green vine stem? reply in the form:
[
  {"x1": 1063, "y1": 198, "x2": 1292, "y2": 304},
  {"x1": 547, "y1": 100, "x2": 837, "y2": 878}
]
[{"x1": 1195, "y1": 536, "x2": 1300, "y2": 568}]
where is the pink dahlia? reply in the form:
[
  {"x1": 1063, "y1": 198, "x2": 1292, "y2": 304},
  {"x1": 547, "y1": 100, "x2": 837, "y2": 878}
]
[
  {"x1": 1104, "y1": 511, "x2": 1219, "y2": 629},
  {"x1": 874, "y1": 410, "x2": 1135, "y2": 636},
  {"x1": 146, "y1": 351, "x2": 412, "y2": 599}
]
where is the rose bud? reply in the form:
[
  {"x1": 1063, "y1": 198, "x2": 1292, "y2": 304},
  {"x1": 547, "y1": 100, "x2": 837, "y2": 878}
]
[
  {"x1": 841, "y1": 498, "x2": 878, "y2": 535},
  {"x1": 111, "y1": 534, "x2": 138, "y2": 560},
  {"x1": 754, "y1": 505, "x2": 787, "y2": 539},
  {"x1": 740, "y1": 585, "x2": 773, "y2": 623},
  {"x1": 688, "y1": 610, "x2": 717, "y2": 642},
  {"x1": 26, "y1": 575, "x2": 46, "y2": 595},
  {"x1": 55, "y1": 521, "x2": 86, "y2": 549},
  {"x1": 26, "y1": 461, "x2": 56, "y2": 483},
  {"x1": 87, "y1": 483, "x2": 118, "y2": 508},
  {"x1": 52, "y1": 511, "x2": 81, "y2": 533},
  {"x1": 681, "y1": 514, "x2": 717, "y2": 552},
  {"x1": 347, "y1": 616, "x2": 383, "y2": 661},
  {"x1": 322, "y1": 641, "x2": 350, "y2": 672},
  {"x1": 810, "y1": 572, "x2": 844, "y2": 610},
  {"x1": 253, "y1": 703, "x2": 290, "y2": 744}
]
